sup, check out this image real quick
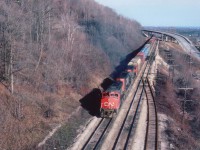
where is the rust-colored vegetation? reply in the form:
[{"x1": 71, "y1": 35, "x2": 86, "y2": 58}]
[
  {"x1": 156, "y1": 42, "x2": 200, "y2": 149},
  {"x1": 0, "y1": 0, "x2": 144, "y2": 149}
]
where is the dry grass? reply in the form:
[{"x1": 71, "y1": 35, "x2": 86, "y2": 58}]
[
  {"x1": 0, "y1": 83, "x2": 80, "y2": 149},
  {"x1": 155, "y1": 41, "x2": 200, "y2": 149}
]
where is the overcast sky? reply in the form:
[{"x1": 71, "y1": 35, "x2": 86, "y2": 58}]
[{"x1": 94, "y1": 0, "x2": 200, "y2": 27}]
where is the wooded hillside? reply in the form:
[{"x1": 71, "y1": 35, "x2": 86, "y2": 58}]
[{"x1": 0, "y1": 0, "x2": 144, "y2": 149}]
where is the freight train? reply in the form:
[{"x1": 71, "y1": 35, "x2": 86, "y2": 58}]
[{"x1": 100, "y1": 44, "x2": 151, "y2": 118}]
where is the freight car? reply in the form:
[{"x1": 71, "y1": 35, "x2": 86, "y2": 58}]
[
  {"x1": 116, "y1": 72, "x2": 131, "y2": 92},
  {"x1": 137, "y1": 44, "x2": 150, "y2": 61},
  {"x1": 100, "y1": 43, "x2": 150, "y2": 118},
  {"x1": 130, "y1": 57, "x2": 142, "y2": 75}
]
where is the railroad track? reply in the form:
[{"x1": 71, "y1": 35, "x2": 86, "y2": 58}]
[
  {"x1": 143, "y1": 77, "x2": 158, "y2": 150},
  {"x1": 108, "y1": 41, "x2": 157, "y2": 150},
  {"x1": 111, "y1": 76, "x2": 145, "y2": 150},
  {"x1": 99, "y1": 40, "x2": 157, "y2": 150},
  {"x1": 69, "y1": 40, "x2": 158, "y2": 150},
  {"x1": 80, "y1": 79, "x2": 136, "y2": 150},
  {"x1": 143, "y1": 40, "x2": 158, "y2": 150},
  {"x1": 81, "y1": 118, "x2": 112, "y2": 150}
]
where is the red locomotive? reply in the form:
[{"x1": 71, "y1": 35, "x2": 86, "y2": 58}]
[
  {"x1": 100, "y1": 43, "x2": 150, "y2": 118},
  {"x1": 100, "y1": 82, "x2": 122, "y2": 117}
]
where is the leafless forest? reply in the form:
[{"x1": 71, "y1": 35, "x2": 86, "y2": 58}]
[{"x1": 0, "y1": 0, "x2": 144, "y2": 149}]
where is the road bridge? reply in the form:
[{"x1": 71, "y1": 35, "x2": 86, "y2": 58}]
[
  {"x1": 142, "y1": 29, "x2": 200, "y2": 60},
  {"x1": 142, "y1": 29, "x2": 177, "y2": 43}
]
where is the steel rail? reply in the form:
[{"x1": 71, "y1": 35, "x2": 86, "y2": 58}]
[
  {"x1": 111, "y1": 40, "x2": 157, "y2": 149},
  {"x1": 81, "y1": 118, "x2": 104, "y2": 150},
  {"x1": 143, "y1": 76, "x2": 158, "y2": 150}
]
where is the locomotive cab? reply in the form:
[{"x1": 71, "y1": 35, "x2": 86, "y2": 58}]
[{"x1": 100, "y1": 82, "x2": 122, "y2": 118}]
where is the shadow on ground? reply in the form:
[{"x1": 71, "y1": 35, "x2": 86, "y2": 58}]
[{"x1": 79, "y1": 88, "x2": 102, "y2": 117}]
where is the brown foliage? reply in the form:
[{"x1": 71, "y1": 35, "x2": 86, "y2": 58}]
[
  {"x1": 0, "y1": 0, "x2": 144, "y2": 149},
  {"x1": 156, "y1": 42, "x2": 200, "y2": 149}
]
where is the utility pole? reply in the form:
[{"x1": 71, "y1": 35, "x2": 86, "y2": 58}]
[
  {"x1": 188, "y1": 55, "x2": 193, "y2": 77},
  {"x1": 167, "y1": 58, "x2": 174, "y2": 65},
  {"x1": 178, "y1": 88, "x2": 193, "y2": 125},
  {"x1": 169, "y1": 65, "x2": 179, "y2": 83},
  {"x1": 164, "y1": 48, "x2": 175, "y2": 80},
  {"x1": 164, "y1": 49, "x2": 173, "y2": 64},
  {"x1": 10, "y1": 40, "x2": 13, "y2": 94}
]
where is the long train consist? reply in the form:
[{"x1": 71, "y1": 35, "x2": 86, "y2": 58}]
[{"x1": 100, "y1": 43, "x2": 151, "y2": 118}]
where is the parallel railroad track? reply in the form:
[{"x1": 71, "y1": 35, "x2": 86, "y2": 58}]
[
  {"x1": 99, "y1": 40, "x2": 157, "y2": 150},
  {"x1": 110, "y1": 40, "x2": 158, "y2": 150},
  {"x1": 81, "y1": 118, "x2": 112, "y2": 150},
  {"x1": 69, "y1": 40, "x2": 158, "y2": 150},
  {"x1": 143, "y1": 76, "x2": 158, "y2": 150},
  {"x1": 143, "y1": 40, "x2": 158, "y2": 150}
]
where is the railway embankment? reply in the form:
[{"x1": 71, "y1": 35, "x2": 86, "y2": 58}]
[{"x1": 155, "y1": 41, "x2": 200, "y2": 149}]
